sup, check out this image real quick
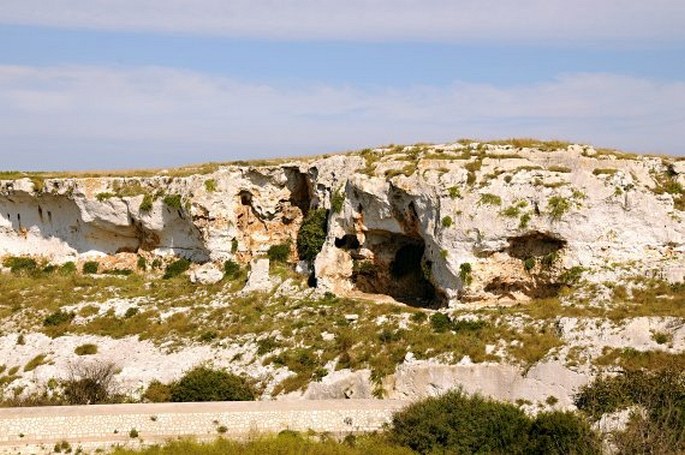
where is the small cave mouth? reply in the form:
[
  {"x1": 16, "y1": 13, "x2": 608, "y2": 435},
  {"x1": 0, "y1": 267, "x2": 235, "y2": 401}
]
[
  {"x1": 484, "y1": 231, "x2": 568, "y2": 300},
  {"x1": 239, "y1": 190, "x2": 253, "y2": 206},
  {"x1": 507, "y1": 232, "x2": 566, "y2": 260},
  {"x1": 335, "y1": 234, "x2": 360, "y2": 250},
  {"x1": 350, "y1": 231, "x2": 443, "y2": 308},
  {"x1": 285, "y1": 168, "x2": 312, "y2": 216}
]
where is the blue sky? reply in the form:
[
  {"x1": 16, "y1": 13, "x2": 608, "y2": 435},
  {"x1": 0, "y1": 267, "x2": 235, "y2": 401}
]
[{"x1": 0, "y1": 1, "x2": 684, "y2": 170}]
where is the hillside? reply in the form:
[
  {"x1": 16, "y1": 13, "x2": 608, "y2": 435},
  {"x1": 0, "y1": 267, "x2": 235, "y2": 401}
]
[{"x1": 0, "y1": 139, "x2": 684, "y2": 414}]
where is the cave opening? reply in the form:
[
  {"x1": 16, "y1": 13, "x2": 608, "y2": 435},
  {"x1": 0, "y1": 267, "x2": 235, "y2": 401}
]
[
  {"x1": 347, "y1": 231, "x2": 443, "y2": 308},
  {"x1": 285, "y1": 168, "x2": 312, "y2": 216},
  {"x1": 484, "y1": 231, "x2": 568, "y2": 300},
  {"x1": 506, "y1": 232, "x2": 566, "y2": 260}
]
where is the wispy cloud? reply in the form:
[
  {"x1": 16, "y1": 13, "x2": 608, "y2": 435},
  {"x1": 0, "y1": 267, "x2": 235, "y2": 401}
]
[
  {"x1": 0, "y1": 65, "x2": 683, "y2": 170},
  {"x1": 1, "y1": 1, "x2": 684, "y2": 46}
]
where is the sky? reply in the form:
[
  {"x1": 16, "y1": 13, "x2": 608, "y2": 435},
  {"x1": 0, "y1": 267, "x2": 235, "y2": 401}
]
[{"x1": 0, "y1": 1, "x2": 684, "y2": 171}]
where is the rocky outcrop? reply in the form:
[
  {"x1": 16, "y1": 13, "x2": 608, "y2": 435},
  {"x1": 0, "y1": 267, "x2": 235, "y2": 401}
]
[{"x1": 1, "y1": 142, "x2": 684, "y2": 306}]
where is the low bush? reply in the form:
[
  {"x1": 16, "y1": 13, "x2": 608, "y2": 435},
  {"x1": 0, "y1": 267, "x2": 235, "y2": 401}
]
[
  {"x1": 223, "y1": 260, "x2": 240, "y2": 278},
  {"x1": 170, "y1": 367, "x2": 256, "y2": 402},
  {"x1": 163, "y1": 258, "x2": 191, "y2": 279},
  {"x1": 429, "y1": 313, "x2": 452, "y2": 333},
  {"x1": 548, "y1": 195, "x2": 570, "y2": 221},
  {"x1": 527, "y1": 411, "x2": 600, "y2": 455},
  {"x1": 63, "y1": 362, "x2": 117, "y2": 405},
  {"x1": 204, "y1": 179, "x2": 217, "y2": 192},
  {"x1": 43, "y1": 310, "x2": 75, "y2": 327},
  {"x1": 390, "y1": 389, "x2": 600, "y2": 455},
  {"x1": 82, "y1": 261, "x2": 99, "y2": 274},
  {"x1": 74, "y1": 343, "x2": 98, "y2": 356},
  {"x1": 139, "y1": 194, "x2": 154, "y2": 213},
  {"x1": 441, "y1": 216, "x2": 453, "y2": 228},
  {"x1": 575, "y1": 369, "x2": 685, "y2": 454},
  {"x1": 2, "y1": 256, "x2": 38, "y2": 274},
  {"x1": 163, "y1": 194, "x2": 183, "y2": 210},
  {"x1": 142, "y1": 380, "x2": 172, "y2": 403},
  {"x1": 267, "y1": 242, "x2": 291, "y2": 263},
  {"x1": 390, "y1": 389, "x2": 531, "y2": 454}
]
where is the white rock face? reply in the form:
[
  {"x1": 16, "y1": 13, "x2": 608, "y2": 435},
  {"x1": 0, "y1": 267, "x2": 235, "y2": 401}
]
[
  {"x1": 242, "y1": 258, "x2": 273, "y2": 293},
  {"x1": 189, "y1": 262, "x2": 224, "y2": 285}
]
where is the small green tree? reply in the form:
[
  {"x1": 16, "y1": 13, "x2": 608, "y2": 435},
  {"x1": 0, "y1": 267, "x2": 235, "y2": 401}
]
[{"x1": 296, "y1": 208, "x2": 328, "y2": 262}]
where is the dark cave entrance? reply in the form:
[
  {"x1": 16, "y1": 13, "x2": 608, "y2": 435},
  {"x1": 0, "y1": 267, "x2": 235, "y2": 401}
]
[
  {"x1": 285, "y1": 168, "x2": 312, "y2": 216},
  {"x1": 344, "y1": 231, "x2": 443, "y2": 308},
  {"x1": 484, "y1": 232, "x2": 568, "y2": 299}
]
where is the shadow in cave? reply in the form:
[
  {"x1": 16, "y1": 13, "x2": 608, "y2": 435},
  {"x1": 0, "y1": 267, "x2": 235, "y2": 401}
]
[{"x1": 346, "y1": 231, "x2": 443, "y2": 308}]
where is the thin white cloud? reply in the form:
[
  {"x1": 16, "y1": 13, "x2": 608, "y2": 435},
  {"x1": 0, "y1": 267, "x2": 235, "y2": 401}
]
[
  {"x1": 0, "y1": 65, "x2": 683, "y2": 170},
  {"x1": 0, "y1": 0, "x2": 684, "y2": 45}
]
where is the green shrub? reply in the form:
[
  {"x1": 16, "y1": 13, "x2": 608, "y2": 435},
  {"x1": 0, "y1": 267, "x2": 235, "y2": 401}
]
[
  {"x1": 204, "y1": 179, "x2": 217, "y2": 192},
  {"x1": 331, "y1": 189, "x2": 345, "y2": 214},
  {"x1": 441, "y1": 216, "x2": 453, "y2": 228},
  {"x1": 267, "y1": 242, "x2": 291, "y2": 263},
  {"x1": 479, "y1": 193, "x2": 502, "y2": 206},
  {"x1": 170, "y1": 367, "x2": 255, "y2": 402},
  {"x1": 143, "y1": 380, "x2": 172, "y2": 403},
  {"x1": 459, "y1": 262, "x2": 472, "y2": 285},
  {"x1": 523, "y1": 257, "x2": 536, "y2": 272},
  {"x1": 452, "y1": 319, "x2": 486, "y2": 332},
  {"x1": 96, "y1": 192, "x2": 116, "y2": 202},
  {"x1": 223, "y1": 260, "x2": 241, "y2": 278},
  {"x1": 389, "y1": 389, "x2": 531, "y2": 454},
  {"x1": 576, "y1": 369, "x2": 685, "y2": 453},
  {"x1": 139, "y1": 194, "x2": 154, "y2": 213},
  {"x1": 163, "y1": 258, "x2": 191, "y2": 279},
  {"x1": 163, "y1": 194, "x2": 183, "y2": 210},
  {"x1": 548, "y1": 196, "x2": 570, "y2": 221},
  {"x1": 43, "y1": 310, "x2": 75, "y2": 327},
  {"x1": 137, "y1": 256, "x2": 147, "y2": 271},
  {"x1": 124, "y1": 307, "x2": 139, "y2": 318},
  {"x1": 60, "y1": 262, "x2": 77, "y2": 275},
  {"x1": 75, "y1": 344, "x2": 98, "y2": 356},
  {"x1": 82, "y1": 261, "x2": 99, "y2": 274},
  {"x1": 3, "y1": 256, "x2": 38, "y2": 274},
  {"x1": 296, "y1": 208, "x2": 328, "y2": 262},
  {"x1": 24, "y1": 354, "x2": 48, "y2": 372},
  {"x1": 527, "y1": 411, "x2": 600, "y2": 455},
  {"x1": 448, "y1": 186, "x2": 461, "y2": 199},
  {"x1": 429, "y1": 313, "x2": 452, "y2": 333},
  {"x1": 519, "y1": 212, "x2": 532, "y2": 229},
  {"x1": 559, "y1": 266, "x2": 584, "y2": 286}
]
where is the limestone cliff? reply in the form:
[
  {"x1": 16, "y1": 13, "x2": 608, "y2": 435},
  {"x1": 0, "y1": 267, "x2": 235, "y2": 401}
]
[{"x1": 2, "y1": 141, "x2": 683, "y2": 307}]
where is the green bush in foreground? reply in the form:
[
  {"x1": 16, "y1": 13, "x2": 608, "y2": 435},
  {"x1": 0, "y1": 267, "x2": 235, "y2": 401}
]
[
  {"x1": 575, "y1": 369, "x2": 685, "y2": 454},
  {"x1": 390, "y1": 389, "x2": 531, "y2": 454},
  {"x1": 390, "y1": 389, "x2": 599, "y2": 455},
  {"x1": 170, "y1": 367, "x2": 256, "y2": 402}
]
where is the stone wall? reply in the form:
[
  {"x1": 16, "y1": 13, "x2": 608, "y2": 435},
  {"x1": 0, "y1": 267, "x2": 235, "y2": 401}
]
[{"x1": 0, "y1": 399, "x2": 408, "y2": 454}]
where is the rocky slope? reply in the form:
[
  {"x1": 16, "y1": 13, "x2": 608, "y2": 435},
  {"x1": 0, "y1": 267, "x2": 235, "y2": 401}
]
[{"x1": 0, "y1": 140, "x2": 684, "y2": 414}]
